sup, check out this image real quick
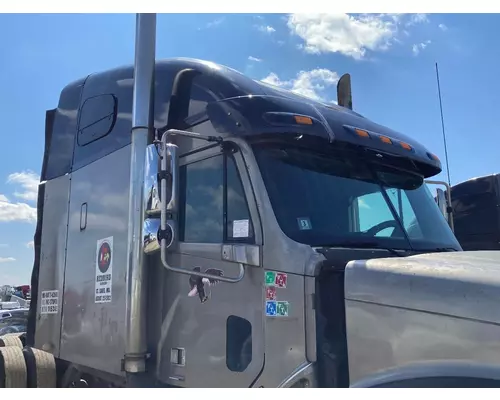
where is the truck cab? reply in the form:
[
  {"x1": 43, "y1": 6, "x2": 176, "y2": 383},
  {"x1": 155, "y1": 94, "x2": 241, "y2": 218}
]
[
  {"x1": 448, "y1": 174, "x2": 500, "y2": 250},
  {"x1": 28, "y1": 57, "x2": 500, "y2": 389}
]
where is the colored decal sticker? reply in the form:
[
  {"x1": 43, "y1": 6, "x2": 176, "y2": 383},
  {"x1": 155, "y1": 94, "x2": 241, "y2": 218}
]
[
  {"x1": 297, "y1": 217, "x2": 312, "y2": 230},
  {"x1": 232, "y1": 219, "x2": 249, "y2": 238},
  {"x1": 266, "y1": 286, "x2": 277, "y2": 301},
  {"x1": 188, "y1": 267, "x2": 223, "y2": 303},
  {"x1": 95, "y1": 236, "x2": 113, "y2": 303},
  {"x1": 265, "y1": 271, "x2": 276, "y2": 286},
  {"x1": 277, "y1": 301, "x2": 289, "y2": 317},
  {"x1": 275, "y1": 272, "x2": 287, "y2": 288},
  {"x1": 266, "y1": 301, "x2": 277, "y2": 316},
  {"x1": 40, "y1": 290, "x2": 59, "y2": 315}
]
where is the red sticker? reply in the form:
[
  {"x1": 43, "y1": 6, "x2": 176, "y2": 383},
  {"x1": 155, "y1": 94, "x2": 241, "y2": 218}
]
[
  {"x1": 266, "y1": 286, "x2": 276, "y2": 300},
  {"x1": 275, "y1": 273, "x2": 287, "y2": 288}
]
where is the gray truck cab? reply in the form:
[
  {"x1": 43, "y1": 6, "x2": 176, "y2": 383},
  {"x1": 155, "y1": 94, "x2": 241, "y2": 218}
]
[{"x1": 26, "y1": 57, "x2": 500, "y2": 388}]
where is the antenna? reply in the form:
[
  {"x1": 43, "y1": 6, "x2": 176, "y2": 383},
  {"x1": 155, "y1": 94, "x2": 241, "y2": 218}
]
[{"x1": 435, "y1": 62, "x2": 452, "y2": 186}]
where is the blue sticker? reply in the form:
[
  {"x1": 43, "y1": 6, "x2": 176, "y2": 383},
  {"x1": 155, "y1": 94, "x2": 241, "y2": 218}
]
[
  {"x1": 266, "y1": 301, "x2": 277, "y2": 316},
  {"x1": 297, "y1": 217, "x2": 312, "y2": 230}
]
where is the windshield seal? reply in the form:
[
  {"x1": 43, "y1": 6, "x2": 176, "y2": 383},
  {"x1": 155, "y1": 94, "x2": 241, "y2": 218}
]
[{"x1": 253, "y1": 143, "x2": 461, "y2": 251}]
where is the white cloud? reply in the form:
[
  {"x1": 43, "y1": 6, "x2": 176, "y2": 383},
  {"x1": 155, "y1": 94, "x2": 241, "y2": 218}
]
[
  {"x1": 261, "y1": 68, "x2": 339, "y2": 102},
  {"x1": 0, "y1": 195, "x2": 37, "y2": 223},
  {"x1": 7, "y1": 171, "x2": 39, "y2": 202},
  {"x1": 0, "y1": 257, "x2": 15, "y2": 263},
  {"x1": 412, "y1": 40, "x2": 431, "y2": 56},
  {"x1": 407, "y1": 13, "x2": 429, "y2": 26},
  {"x1": 439, "y1": 23, "x2": 448, "y2": 31},
  {"x1": 206, "y1": 18, "x2": 224, "y2": 28},
  {"x1": 0, "y1": 171, "x2": 39, "y2": 223},
  {"x1": 26, "y1": 241, "x2": 34, "y2": 249},
  {"x1": 248, "y1": 56, "x2": 262, "y2": 62},
  {"x1": 198, "y1": 17, "x2": 225, "y2": 31},
  {"x1": 287, "y1": 13, "x2": 430, "y2": 60},
  {"x1": 257, "y1": 25, "x2": 276, "y2": 34}
]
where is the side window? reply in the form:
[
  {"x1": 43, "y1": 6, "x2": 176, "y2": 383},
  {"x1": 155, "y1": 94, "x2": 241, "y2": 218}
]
[
  {"x1": 181, "y1": 155, "x2": 224, "y2": 243},
  {"x1": 385, "y1": 188, "x2": 423, "y2": 239},
  {"x1": 226, "y1": 156, "x2": 254, "y2": 241},
  {"x1": 180, "y1": 152, "x2": 254, "y2": 243},
  {"x1": 354, "y1": 191, "x2": 397, "y2": 237},
  {"x1": 77, "y1": 94, "x2": 117, "y2": 146}
]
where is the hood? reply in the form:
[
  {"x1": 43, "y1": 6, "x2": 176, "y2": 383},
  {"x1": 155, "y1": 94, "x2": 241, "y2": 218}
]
[{"x1": 345, "y1": 251, "x2": 500, "y2": 325}]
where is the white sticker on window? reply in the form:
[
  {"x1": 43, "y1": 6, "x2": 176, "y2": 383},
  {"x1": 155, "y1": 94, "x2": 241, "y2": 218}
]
[
  {"x1": 40, "y1": 290, "x2": 59, "y2": 314},
  {"x1": 297, "y1": 217, "x2": 312, "y2": 230},
  {"x1": 233, "y1": 219, "x2": 249, "y2": 238}
]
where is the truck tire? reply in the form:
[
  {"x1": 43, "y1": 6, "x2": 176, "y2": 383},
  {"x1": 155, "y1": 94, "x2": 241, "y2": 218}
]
[
  {"x1": 22, "y1": 347, "x2": 57, "y2": 388},
  {"x1": 0, "y1": 335, "x2": 23, "y2": 348},
  {"x1": 0, "y1": 346, "x2": 27, "y2": 387},
  {"x1": 1, "y1": 333, "x2": 26, "y2": 346}
]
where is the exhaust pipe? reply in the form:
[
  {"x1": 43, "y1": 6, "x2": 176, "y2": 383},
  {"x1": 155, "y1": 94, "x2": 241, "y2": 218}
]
[
  {"x1": 337, "y1": 73, "x2": 352, "y2": 110},
  {"x1": 124, "y1": 13, "x2": 156, "y2": 375}
]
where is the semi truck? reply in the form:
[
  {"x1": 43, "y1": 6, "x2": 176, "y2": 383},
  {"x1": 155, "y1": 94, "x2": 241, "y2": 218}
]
[
  {"x1": 446, "y1": 174, "x2": 500, "y2": 251},
  {"x1": 2, "y1": 14, "x2": 500, "y2": 388},
  {"x1": 429, "y1": 174, "x2": 500, "y2": 251}
]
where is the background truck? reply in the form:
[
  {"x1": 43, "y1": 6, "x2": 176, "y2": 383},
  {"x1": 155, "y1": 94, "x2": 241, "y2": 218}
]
[
  {"x1": 2, "y1": 14, "x2": 500, "y2": 388},
  {"x1": 429, "y1": 173, "x2": 500, "y2": 251},
  {"x1": 445, "y1": 174, "x2": 500, "y2": 251}
]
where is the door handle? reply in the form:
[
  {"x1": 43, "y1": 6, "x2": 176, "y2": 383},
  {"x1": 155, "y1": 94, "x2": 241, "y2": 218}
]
[{"x1": 80, "y1": 203, "x2": 88, "y2": 231}]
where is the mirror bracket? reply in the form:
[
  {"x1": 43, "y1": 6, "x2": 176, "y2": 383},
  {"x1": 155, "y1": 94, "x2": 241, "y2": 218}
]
[
  {"x1": 157, "y1": 129, "x2": 245, "y2": 284},
  {"x1": 425, "y1": 179, "x2": 454, "y2": 232}
]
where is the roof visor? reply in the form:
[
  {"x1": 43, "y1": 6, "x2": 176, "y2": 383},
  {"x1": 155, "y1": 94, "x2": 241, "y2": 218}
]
[
  {"x1": 206, "y1": 95, "x2": 335, "y2": 141},
  {"x1": 206, "y1": 94, "x2": 442, "y2": 177}
]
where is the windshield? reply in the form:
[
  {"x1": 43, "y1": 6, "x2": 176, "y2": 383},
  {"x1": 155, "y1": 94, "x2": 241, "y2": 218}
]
[{"x1": 254, "y1": 145, "x2": 461, "y2": 251}]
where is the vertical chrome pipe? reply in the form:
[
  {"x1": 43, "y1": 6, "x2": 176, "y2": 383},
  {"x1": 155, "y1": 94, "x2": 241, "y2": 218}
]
[{"x1": 124, "y1": 13, "x2": 156, "y2": 374}]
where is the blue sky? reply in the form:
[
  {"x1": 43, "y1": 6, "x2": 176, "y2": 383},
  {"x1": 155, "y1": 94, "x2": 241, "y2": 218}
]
[{"x1": 0, "y1": 13, "x2": 497, "y2": 284}]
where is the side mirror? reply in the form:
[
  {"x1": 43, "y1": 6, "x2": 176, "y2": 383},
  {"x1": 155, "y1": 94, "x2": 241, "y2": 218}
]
[
  {"x1": 435, "y1": 188, "x2": 449, "y2": 223},
  {"x1": 425, "y1": 179, "x2": 454, "y2": 232},
  {"x1": 159, "y1": 141, "x2": 179, "y2": 251},
  {"x1": 154, "y1": 129, "x2": 245, "y2": 283},
  {"x1": 145, "y1": 144, "x2": 161, "y2": 216},
  {"x1": 143, "y1": 141, "x2": 179, "y2": 255},
  {"x1": 164, "y1": 143, "x2": 179, "y2": 214}
]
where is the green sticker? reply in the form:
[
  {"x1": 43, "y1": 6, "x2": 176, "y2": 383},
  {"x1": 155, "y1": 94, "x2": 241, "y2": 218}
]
[
  {"x1": 265, "y1": 271, "x2": 276, "y2": 286},
  {"x1": 277, "y1": 301, "x2": 289, "y2": 316}
]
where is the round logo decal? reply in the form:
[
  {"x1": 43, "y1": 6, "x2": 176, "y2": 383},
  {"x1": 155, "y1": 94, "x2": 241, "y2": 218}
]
[{"x1": 97, "y1": 241, "x2": 112, "y2": 273}]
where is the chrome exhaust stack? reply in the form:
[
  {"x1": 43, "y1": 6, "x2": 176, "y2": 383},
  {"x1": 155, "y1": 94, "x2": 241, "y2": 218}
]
[{"x1": 124, "y1": 13, "x2": 156, "y2": 374}]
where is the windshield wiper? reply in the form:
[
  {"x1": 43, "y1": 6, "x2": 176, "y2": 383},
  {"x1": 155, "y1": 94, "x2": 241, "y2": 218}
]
[
  {"x1": 418, "y1": 247, "x2": 458, "y2": 253},
  {"x1": 316, "y1": 240, "x2": 407, "y2": 257}
]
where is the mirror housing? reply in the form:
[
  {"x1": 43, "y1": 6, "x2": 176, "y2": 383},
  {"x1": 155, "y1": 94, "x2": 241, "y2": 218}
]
[
  {"x1": 143, "y1": 139, "x2": 180, "y2": 256},
  {"x1": 425, "y1": 179, "x2": 454, "y2": 232},
  {"x1": 159, "y1": 141, "x2": 179, "y2": 251},
  {"x1": 164, "y1": 143, "x2": 179, "y2": 213},
  {"x1": 435, "y1": 188, "x2": 449, "y2": 223}
]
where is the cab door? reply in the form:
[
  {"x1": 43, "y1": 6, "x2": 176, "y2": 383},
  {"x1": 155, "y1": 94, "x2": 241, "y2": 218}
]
[{"x1": 158, "y1": 142, "x2": 264, "y2": 388}]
